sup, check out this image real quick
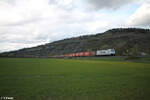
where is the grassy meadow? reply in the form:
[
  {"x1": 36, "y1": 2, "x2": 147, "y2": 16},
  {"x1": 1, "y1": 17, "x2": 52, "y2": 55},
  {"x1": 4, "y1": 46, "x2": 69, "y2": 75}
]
[{"x1": 0, "y1": 58, "x2": 150, "y2": 100}]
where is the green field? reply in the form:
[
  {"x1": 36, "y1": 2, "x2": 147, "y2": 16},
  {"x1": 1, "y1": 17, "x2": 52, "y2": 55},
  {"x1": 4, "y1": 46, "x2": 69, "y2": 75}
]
[{"x1": 0, "y1": 58, "x2": 150, "y2": 100}]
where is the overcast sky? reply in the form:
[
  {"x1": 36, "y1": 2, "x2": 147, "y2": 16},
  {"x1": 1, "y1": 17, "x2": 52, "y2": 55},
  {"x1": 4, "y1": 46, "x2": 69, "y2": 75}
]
[{"x1": 0, "y1": 0, "x2": 150, "y2": 52}]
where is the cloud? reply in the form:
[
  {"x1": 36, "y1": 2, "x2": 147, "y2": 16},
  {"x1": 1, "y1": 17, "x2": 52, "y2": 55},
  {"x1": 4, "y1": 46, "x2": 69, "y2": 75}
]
[
  {"x1": 83, "y1": 0, "x2": 137, "y2": 10},
  {"x1": 0, "y1": 0, "x2": 148, "y2": 52},
  {"x1": 0, "y1": 42, "x2": 46, "y2": 52},
  {"x1": 0, "y1": 0, "x2": 74, "y2": 51},
  {"x1": 126, "y1": 2, "x2": 150, "y2": 27}
]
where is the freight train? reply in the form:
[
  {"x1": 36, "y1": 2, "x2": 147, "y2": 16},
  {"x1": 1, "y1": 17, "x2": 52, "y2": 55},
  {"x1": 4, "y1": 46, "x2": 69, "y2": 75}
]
[{"x1": 52, "y1": 49, "x2": 115, "y2": 58}]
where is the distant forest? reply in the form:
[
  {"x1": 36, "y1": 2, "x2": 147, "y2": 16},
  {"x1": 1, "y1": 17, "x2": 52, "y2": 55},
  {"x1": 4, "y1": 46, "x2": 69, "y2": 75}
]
[{"x1": 0, "y1": 28, "x2": 150, "y2": 58}]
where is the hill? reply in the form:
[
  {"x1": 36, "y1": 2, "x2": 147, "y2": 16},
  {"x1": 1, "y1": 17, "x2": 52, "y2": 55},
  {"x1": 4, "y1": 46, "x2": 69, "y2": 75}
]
[{"x1": 0, "y1": 28, "x2": 150, "y2": 57}]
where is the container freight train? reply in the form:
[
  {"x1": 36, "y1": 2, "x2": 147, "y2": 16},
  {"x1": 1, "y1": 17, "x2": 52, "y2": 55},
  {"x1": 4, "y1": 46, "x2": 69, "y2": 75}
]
[{"x1": 52, "y1": 49, "x2": 115, "y2": 58}]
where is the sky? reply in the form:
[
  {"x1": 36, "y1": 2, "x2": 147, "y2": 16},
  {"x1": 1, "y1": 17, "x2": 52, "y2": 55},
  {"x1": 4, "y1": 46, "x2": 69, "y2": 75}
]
[{"x1": 0, "y1": 0, "x2": 150, "y2": 52}]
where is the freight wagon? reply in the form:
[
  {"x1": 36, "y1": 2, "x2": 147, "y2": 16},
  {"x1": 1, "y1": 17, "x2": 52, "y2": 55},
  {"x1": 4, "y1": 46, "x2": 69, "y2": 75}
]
[{"x1": 52, "y1": 49, "x2": 115, "y2": 58}]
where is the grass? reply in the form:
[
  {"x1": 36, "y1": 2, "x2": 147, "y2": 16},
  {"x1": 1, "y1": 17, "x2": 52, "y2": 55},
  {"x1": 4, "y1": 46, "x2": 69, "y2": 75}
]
[
  {"x1": 75, "y1": 56, "x2": 150, "y2": 63},
  {"x1": 0, "y1": 58, "x2": 150, "y2": 100}
]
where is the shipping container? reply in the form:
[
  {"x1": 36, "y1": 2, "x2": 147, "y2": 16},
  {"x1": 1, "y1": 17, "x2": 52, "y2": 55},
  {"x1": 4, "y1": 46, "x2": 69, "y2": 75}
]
[
  {"x1": 84, "y1": 52, "x2": 94, "y2": 56},
  {"x1": 79, "y1": 52, "x2": 84, "y2": 56}
]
